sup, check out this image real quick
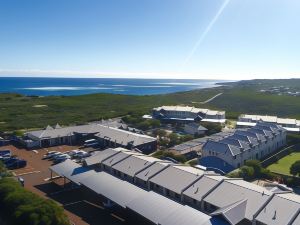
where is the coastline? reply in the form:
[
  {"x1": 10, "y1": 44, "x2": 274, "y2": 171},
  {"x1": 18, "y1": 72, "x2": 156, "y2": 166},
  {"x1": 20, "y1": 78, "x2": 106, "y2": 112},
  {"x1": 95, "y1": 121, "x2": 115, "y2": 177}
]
[{"x1": 0, "y1": 77, "x2": 234, "y2": 97}]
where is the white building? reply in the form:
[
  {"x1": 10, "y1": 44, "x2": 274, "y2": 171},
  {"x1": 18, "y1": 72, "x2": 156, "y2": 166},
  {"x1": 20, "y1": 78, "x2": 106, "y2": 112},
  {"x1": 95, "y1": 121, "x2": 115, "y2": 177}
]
[
  {"x1": 152, "y1": 106, "x2": 226, "y2": 123},
  {"x1": 237, "y1": 114, "x2": 300, "y2": 132},
  {"x1": 200, "y1": 122, "x2": 286, "y2": 173}
]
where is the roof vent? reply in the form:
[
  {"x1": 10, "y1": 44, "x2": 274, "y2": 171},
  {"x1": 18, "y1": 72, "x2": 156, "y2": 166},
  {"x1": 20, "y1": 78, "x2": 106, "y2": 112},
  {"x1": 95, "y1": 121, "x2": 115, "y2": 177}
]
[{"x1": 272, "y1": 210, "x2": 277, "y2": 220}]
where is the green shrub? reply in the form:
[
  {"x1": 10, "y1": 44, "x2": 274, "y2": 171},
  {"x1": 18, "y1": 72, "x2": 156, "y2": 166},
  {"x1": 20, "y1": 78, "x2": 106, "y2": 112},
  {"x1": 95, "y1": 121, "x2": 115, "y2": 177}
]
[
  {"x1": 290, "y1": 160, "x2": 300, "y2": 176},
  {"x1": 239, "y1": 166, "x2": 255, "y2": 180},
  {"x1": 153, "y1": 150, "x2": 187, "y2": 163},
  {"x1": 0, "y1": 178, "x2": 69, "y2": 225}
]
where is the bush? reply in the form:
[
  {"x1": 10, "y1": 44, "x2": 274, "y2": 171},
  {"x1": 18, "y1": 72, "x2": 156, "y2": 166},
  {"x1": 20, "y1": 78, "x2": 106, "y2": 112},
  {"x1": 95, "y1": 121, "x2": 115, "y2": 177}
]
[
  {"x1": 239, "y1": 166, "x2": 255, "y2": 180},
  {"x1": 290, "y1": 160, "x2": 300, "y2": 176},
  {"x1": 0, "y1": 161, "x2": 11, "y2": 178},
  {"x1": 188, "y1": 159, "x2": 198, "y2": 166},
  {"x1": 0, "y1": 178, "x2": 70, "y2": 225},
  {"x1": 199, "y1": 122, "x2": 222, "y2": 135},
  {"x1": 152, "y1": 150, "x2": 187, "y2": 163},
  {"x1": 245, "y1": 160, "x2": 261, "y2": 176}
]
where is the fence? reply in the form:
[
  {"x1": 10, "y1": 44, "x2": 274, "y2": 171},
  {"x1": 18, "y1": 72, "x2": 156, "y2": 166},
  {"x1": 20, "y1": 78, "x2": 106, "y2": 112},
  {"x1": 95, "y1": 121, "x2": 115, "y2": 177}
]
[{"x1": 261, "y1": 143, "x2": 300, "y2": 167}]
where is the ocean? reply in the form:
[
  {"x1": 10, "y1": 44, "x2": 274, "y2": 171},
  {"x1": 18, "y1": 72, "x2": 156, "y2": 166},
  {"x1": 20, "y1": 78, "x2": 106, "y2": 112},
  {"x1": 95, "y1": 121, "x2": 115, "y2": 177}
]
[{"x1": 0, "y1": 77, "x2": 228, "y2": 96}]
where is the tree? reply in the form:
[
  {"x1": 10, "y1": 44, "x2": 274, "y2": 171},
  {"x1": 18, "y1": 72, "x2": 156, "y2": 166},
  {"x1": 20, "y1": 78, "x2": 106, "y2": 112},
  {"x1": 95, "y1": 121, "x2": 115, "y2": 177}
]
[
  {"x1": 290, "y1": 160, "x2": 300, "y2": 176},
  {"x1": 0, "y1": 178, "x2": 70, "y2": 225},
  {"x1": 245, "y1": 160, "x2": 262, "y2": 176},
  {"x1": 153, "y1": 129, "x2": 167, "y2": 137},
  {"x1": 168, "y1": 133, "x2": 179, "y2": 147},
  {"x1": 239, "y1": 166, "x2": 255, "y2": 180}
]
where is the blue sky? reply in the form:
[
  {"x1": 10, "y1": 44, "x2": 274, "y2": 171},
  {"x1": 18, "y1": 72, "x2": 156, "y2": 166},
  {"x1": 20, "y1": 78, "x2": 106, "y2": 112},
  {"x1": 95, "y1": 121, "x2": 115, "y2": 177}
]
[{"x1": 0, "y1": 0, "x2": 299, "y2": 80}]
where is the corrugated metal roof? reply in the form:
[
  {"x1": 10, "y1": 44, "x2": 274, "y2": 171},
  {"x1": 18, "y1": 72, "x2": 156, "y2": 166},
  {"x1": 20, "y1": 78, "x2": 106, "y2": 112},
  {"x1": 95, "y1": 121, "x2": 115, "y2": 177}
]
[
  {"x1": 203, "y1": 179, "x2": 272, "y2": 221},
  {"x1": 112, "y1": 154, "x2": 159, "y2": 177},
  {"x1": 50, "y1": 160, "x2": 95, "y2": 185},
  {"x1": 211, "y1": 199, "x2": 247, "y2": 225},
  {"x1": 255, "y1": 193, "x2": 300, "y2": 225},
  {"x1": 159, "y1": 206, "x2": 225, "y2": 225},
  {"x1": 84, "y1": 148, "x2": 123, "y2": 166},
  {"x1": 127, "y1": 191, "x2": 182, "y2": 224},
  {"x1": 101, "y1": 150, "x2": 141, "y2": 167},
  {"x1": 94, "y1": 125, "x2": 156, "y2": 146},
  {"x1": 153, "y1": 106, "x2": 225, "y2": 116},
  {"x1": 149, "y1": 165, "x2": 204, "y2": 194},
  {"x1": 291, "y1": 212, "x2": 300, "y2": 225},
  {"x1": 183, "y1": 175, "x2": 225, "y2": 201},
  {"x1": 80, "y1": 172, "x2": 145, "y2": 208},
  {"x1": 27, "y1": 124, "x2": 156, "y2": 147},
  {"x1": 135, "y1": 162, "x2": 171, "y2": 182}
]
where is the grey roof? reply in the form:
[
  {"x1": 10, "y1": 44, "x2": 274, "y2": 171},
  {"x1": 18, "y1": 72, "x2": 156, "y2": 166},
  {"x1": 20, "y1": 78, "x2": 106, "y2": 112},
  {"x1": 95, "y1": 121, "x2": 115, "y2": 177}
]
[
  {"x1": 149, "y1": 165, "x2": 205, "y2": 194},
  {"x1": 171, "y1": 142, "x2": 202, "y2": 152},
  {"x1": 126, "y1": 191, "x2": 183, "y2": 224},
  {"x1": 228, "y1": 134, "x2": 259, "y2": 147},
  {"x1": 94, "y1": 125, "x2": 156, "y2": 147},
  {"x1": 135, "y1": 162, "x2": 171, "y2": 182},
  {"x1": 292, "y1": 212, "x2": 300, "y2": 225},
  {"x1": 255, "y1": 124, "x2": 280, "y2": 135},
  {"x1": 203, "y1": 140, "x2": 242, "y2": 157},
  {"x1": 183, "y1": 175, "x2": 225, "y2": 201},
  {"x1": 235, "y1": 130, "x2": 266, "y2": 142},
  {"x1": 211, "y1": 199, "x2": 247, "y2": 225},
  {"x1": 203, "y1": 179, "x2": 272, "y2": 221},
  {"x1": 101, "y1": 151, "x2": 141, "y2": 168},
  {"x1": 160, "y1": 206, "x2": 222, "y2": 225},
  {"x1": 249, "y1": 127, "x2": 273, "y2": 139},
  {"x1": 255, "y1": 193, "x2": 300, "y2": 225},
  {"x1": 26, "y1": 124, "x2": 156, "y2": 147},
  {"x1": 220, "y1": 137, "x2": 251, "y2": 150},
  {"x1": 50, "y1": 160, "x2": 95, "y2": 185},
  {"x1": 185, "y1": 123, "x2": 208, "y2": 131},
  {"x1": 28, "y1": 124, "x2": 103, "y2": 139},
  {"x1": 84, "y1": 148, "x2": 123, "y2": 166},
  {"x1": 80, "y1": 172, "x2": 145, "y2": 208},
  {"x1": 170, "y1": 131, "x2": 234, "y2": 152},
  {"x1": 111, "y1": 155, "x2": 159, "y2": 177}
]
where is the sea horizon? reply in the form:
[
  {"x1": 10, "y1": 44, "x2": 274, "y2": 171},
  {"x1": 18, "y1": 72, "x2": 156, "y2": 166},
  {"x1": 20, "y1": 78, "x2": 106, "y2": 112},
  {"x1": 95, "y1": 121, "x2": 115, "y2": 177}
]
[{"x1": 0, "y1": 77, "x2": 233, "y2": 96}]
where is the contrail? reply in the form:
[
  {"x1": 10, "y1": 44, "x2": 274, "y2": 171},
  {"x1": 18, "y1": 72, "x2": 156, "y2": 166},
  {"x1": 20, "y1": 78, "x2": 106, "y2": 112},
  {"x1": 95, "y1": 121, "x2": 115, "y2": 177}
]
[{"x1": 182, "y1": 0, "x2": 231, "y2": 67}]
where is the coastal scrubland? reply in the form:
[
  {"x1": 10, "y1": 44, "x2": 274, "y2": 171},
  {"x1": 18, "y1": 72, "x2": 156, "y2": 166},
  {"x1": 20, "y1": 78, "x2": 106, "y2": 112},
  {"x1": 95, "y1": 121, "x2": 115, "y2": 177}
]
[{"x1": 0, "y1": 79, "x2": 300, "y2": 131}]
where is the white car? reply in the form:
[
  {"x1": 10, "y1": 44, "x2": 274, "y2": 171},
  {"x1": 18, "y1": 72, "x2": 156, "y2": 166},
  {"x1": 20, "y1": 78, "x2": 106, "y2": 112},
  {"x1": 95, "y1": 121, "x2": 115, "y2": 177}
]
[{"x1": 66, "y1": 150, "x2": 80, "y2": 157}]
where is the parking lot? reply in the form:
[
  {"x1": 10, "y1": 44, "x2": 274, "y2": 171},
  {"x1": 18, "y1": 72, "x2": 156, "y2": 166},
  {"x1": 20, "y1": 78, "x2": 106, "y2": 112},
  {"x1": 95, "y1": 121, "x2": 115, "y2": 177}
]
[{"x1": 0, "y1": 144, "x2": 125, "y2": 225}]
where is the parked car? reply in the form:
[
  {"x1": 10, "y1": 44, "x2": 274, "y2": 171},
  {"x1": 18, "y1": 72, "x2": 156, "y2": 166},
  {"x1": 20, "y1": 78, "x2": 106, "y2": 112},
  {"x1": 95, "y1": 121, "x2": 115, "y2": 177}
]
[
  {"x1": 53, "y1": 155, "x2": 71, "y2": 164},
  {"x1": 46, "y1": 152, "x2": 63, "y2": 160},
  {"x1": 84, "y1": 139, "x2": 98, "y2": 147},
  {"x1": 42, "y1": 151, "x2": 60, "y2": 160},
  {"x1": 0, "y1": 156, "x2": 13, "y2": 163},
  {"x1": 0, "y1": 150, "x2": 11, "y2": 157},
  {"x1": 4, "y1": 157, "x2": 19, "y2": 165},
  {"x1": 65, "y1": 150, "x2": 80, "y2": 157},
  {"x1": 6, "y1": 159, "x2": 27, "y2": 169},
  {"x1": 73, "y1": 151, "x2": 90, "y2": 159},
  {"x1": 50, "y1": 153, "x2": 66, "y2": 161}
]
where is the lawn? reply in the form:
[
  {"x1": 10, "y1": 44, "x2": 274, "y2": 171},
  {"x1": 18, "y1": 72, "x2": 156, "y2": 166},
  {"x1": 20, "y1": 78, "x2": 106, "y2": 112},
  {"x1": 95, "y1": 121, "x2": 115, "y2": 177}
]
[{"x1": 267, "y1": 152, "x2": 300, "y2": 175}]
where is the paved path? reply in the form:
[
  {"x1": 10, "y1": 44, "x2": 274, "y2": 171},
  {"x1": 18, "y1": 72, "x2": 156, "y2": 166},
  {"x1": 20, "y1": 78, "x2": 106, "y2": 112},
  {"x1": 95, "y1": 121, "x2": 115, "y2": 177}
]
[{"x1": 191, "y1": 92, "x2": 223, "y2": 104}]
